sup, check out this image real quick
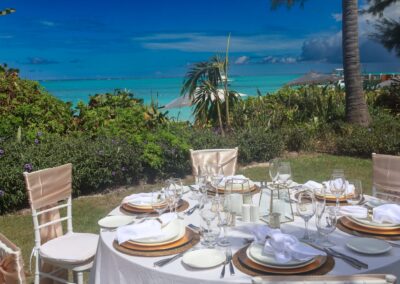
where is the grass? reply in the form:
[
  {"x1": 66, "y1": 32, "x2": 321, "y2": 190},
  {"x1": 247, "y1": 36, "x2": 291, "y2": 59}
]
[{"x1": 0, "y1": 153, "x2": 372, "y2": 282}]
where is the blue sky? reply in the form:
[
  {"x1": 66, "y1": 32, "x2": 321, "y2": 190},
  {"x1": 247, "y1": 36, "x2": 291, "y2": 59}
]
[{"x1": 0, "y1": 0, "x2": 399, "y2": 80}]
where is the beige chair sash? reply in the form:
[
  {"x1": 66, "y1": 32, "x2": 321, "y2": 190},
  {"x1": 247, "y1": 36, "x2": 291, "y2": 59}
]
[
  {"x1": 190, "y1": 148, "x2": 238, "y2": 176},
  {"x1": 24, "y1": 164, "x2": 72, "y2": 284},
  {"x1": 252, "y1": 274, "x2": 397, "y2": 284},
  {"x1": 373, "y1": 153, "x2": 400, "y2": 202},
  {"x1": 0, "y1": 233, "x2": 26, "y2": 284}
]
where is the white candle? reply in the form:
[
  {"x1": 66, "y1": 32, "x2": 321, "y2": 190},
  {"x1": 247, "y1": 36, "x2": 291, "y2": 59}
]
[
  {"x1": 242, "y1": 204, "x2": 251, "y2": 222},
  {"x1": 230, "y1": 194, "x2": 243, "y2": 215},
  {"x1": 250, "y1": 204, "x2": 259, "y2": 222}
]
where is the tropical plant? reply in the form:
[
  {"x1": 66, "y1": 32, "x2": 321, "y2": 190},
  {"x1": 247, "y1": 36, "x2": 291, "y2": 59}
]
[
  {"x1": 271, "y1": 0, "x2": 371, "y2": 126},
  {"x1": 181, "y1": 55, "x2": 238, "y2": 133},
  {"x1": 0, "y1": 7, "x2": 15, "y2": 16}
]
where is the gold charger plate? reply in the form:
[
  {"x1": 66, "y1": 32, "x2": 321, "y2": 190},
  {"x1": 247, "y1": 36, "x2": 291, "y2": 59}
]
[
  {"x1": 338, "y1": 217, "x2": 400, "y2": 239},
  {"x1": 120, "y1": 199, "x2": 189, "y2": 215},
  {"x1": 349, "y1": 216, "x2": 400, "y2": 230},
  {"x1": 233, "y1": 245, "x2": 334, "y2": 276},
  {"x1": 208, "y1": 186, "x2": 260, "y2": 196},
  {"x1": 315, "y1": 193, "x2": 348, "y2": 203},
  {"x1": 114, "y1": 228, "x2": 200, "y2": 256}
]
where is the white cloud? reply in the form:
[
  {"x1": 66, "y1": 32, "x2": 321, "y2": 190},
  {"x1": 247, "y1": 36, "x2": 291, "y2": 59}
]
[
  {"x1": 39, "y1": 20, "x2": 56, "y2": 27},
  {"x1": 234, "y1": 56, "x2": 250, "y2": 65},
  {"x1": 332, "y1": 13, "x2": 342, "y2": 22},
  {"x1": 133, "y1": 33, "x2": 304, "y2": 53}
]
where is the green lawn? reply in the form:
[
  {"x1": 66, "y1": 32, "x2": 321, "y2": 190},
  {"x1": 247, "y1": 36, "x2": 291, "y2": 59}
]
[{"x1": 0, "y1": 153, "x2": 372, "y2": 282}]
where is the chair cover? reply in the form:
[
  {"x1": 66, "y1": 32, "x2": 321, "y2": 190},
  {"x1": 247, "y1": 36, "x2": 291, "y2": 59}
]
[
  {"x1": 190, "y1": 148, "x2": 238, "y2": 176},
  {"x1": 372, "y1": 153, "x2": 400, "y2": 203},
  {"x1": 24, "y1": 164, "x2": 72, "y2": 284},
  {"x1": 0, "y1": 233, "x2": 26, "y2": 284},
  {"x1": 252, "y1": 274, "x2": 397, "y2": 284}
]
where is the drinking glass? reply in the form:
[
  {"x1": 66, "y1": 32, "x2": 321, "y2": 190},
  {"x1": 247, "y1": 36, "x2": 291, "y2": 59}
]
[
  {"x1": 268, "y1": 158, "x2": 280, "y2": 186},
  {"x1": 190, "y1": 174, "x2": 206, "y2": 200},
  {"x1": 329, "y1": 173, "x2": 346, "y2": 211},
  {"x1": 151, "y1": 190, "x2": 168, "y2": 217},
  {"x1": 347, "y1": 179, "x2": 363, "y2": 205},
  {"x1": 165, "y1": 178, "x2": 182, "y2": 214},
  {"x1": 297, "y1": 190, "x2": 316, "y2": 241},
  {"x1": 278, "y1": 162, "x2": 292, "y2": 187},
  {"x1": 216, "y1": 196, "x2": 232, "y2": 246},
  {"x1": 164, "y1": 181, "x2": 177, "y2": 213},
  {"x1": 200, "y1": 197, "x2": 219, "y2": 247},
  {"x1": 315, "y1": 206, "x2": 337, "y2": 247}
]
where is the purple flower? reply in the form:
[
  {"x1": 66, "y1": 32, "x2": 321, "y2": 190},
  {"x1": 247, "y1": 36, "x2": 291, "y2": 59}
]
[
  {"x1": 0, "y1": 190, "x2": 5, "y2": 197},
  {"x1": 112, "y1": 171, "x2": 116, "y2": 176},
  {"x1": 37, "y1": 131, "x2": 43, "y2": 137},
  {"x1": 34, "y1": 138, "x2": 40, "y2": 144},
  {"x1": 24, "y1": 163, "x2": 33, "y2": 172},
  {"x1": 0, "y1": 149, "x2": 4, "y2": 157}
]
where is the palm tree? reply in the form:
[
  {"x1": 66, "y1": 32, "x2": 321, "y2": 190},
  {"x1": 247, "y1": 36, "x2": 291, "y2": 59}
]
[
  {"x1": 181, "y1": 56, "x2": 226, "y2": 133},
  {"x1": 272, "y1": 0, "x2": 371, "y2": 126}
]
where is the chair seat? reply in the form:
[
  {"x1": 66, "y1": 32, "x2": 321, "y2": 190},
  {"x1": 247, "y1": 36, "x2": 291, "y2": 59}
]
[{"x1": 40, "y1": 232, "x2": 98, "y2": 266}]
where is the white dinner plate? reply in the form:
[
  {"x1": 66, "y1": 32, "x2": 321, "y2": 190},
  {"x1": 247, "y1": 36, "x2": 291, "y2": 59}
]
[
  {"x1": 132, "y1": 219, "x2": 183, "y2": 244},
  {"x1": 350, "y1": 216, "x2": 400, "y2": 229},
  {"x1": 346, "y1": 238, "x2": 392, "y2": 255},
  {"x1": 247, "y1": 242, "x2": 315, "y2": 268},
  {"x1": 366, "y1": 198, "x2": 388, "y2": 208},
  {"x1": 217, "y1": 180, "x2": 257, "y2": 192},
  {"x1": 182, "y1": 249, "x2": 226, "y2": 269},
  {"x1": 98, "y1": 215, "x2": 136, "y2": 229}
]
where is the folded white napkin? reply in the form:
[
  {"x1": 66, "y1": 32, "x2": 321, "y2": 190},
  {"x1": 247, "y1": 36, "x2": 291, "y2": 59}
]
[
  {"x1": 263, "y1": 231, "x2": 323, "y2": 263},
  {"x1": 303, "y1": 180, "x2": 354, "y2": 195},
  {"x1": 122, "y1": 192, "x2": 153, "y2": 205},
  {"x1": 373, "y1": 204, "x2": 400, "y2": 224},
  {"x1": 116, "y1": 212, "x2": 177, "y2": 244},
  {"x1": 302, "y1": 180, "x2": 323, "y2": 190},
  {"x1": 339, "y1": 206, "x2": 368, "y2": 219},
  {"x1": 218, "y1": 175, "x2": 249, "y2": 187},
  {"x1": 234, "y1": 224, "x2": 278, "y2": 244}
]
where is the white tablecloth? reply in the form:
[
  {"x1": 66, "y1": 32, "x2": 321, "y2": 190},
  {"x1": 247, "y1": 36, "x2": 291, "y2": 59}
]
[{"x1": 89, "y1": 190, "x2": 400, "y2": 284}]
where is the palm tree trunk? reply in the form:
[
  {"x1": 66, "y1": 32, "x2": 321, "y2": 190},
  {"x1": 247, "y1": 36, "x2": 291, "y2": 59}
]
[
  {"x1": 342, "y1": 0, "x2": 371, "y2": 126},
  {"x1": 224, "y1": 33, "x2": 231, "y2": 130},
  {"x1": 215, "y1": 96, "x2": 225, "y2": 136}
]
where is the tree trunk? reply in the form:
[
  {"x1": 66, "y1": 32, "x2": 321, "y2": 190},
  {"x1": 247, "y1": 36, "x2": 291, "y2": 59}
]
[
  {"x1": 342, "y1": 0, "x2": 371, "y2": 126},
  {"x1": 216, "y1": 97, "x2": 225, "y2": 136}
]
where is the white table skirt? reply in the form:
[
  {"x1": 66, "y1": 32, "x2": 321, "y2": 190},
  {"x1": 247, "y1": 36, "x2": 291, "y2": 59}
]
[{"x1": 89, "y1": 191, "x2": 400, "y2": 284}]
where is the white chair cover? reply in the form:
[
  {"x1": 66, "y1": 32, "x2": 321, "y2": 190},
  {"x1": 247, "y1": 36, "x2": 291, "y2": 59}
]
[
  {"x1": 0, "y1": 233, "x2": 26, "y2": 284},
  {"x1": 190, "y1": 147, "x2": 238, "y2": 176},
  {"x1": 252, "y1": 274, "x2": 397, "y2": 284},
  {"x1": 372, "y1": 153, "x2": 400, "y2": 203}
]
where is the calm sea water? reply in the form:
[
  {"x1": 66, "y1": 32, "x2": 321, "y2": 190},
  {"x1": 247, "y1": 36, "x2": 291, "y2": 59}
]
[{"x1": 41, "y1": 75, "x2": 298, "y2": 121}]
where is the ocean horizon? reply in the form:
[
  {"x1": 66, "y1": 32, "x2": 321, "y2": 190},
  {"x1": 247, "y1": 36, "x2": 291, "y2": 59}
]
[{"x1": 40, "y1": 74, "x2": 300, "y2": 120}]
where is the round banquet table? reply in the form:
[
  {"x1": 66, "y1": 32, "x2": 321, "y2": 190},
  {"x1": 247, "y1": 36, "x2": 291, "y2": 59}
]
[{"x1": 89, "y1": 188, "x2": 400, "y2": 284}]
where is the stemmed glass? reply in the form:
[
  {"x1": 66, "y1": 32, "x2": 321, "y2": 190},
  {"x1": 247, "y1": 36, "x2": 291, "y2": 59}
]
[
  {"x1": 200, "y1": 197, "x2": 219, "y2": 247},
  {"x1": 269, "y1": 158, "x2": 280, "y2": 187},
  {"x1": 330, "y1": 172, "x2": 346, "y2": 211},
  {"x1": 216, "y1": 196, "x2": 231, "y2": 246},
  {"x1": 278, "y1": 162, "x2": 292, "y2": 188},
  {"x1": 190, "y1": 174, "x2": 206, "y2": 200},
  {"x1": 165, "y1": 178, "x2": 183, "y2": 214},
  {"x1": 297, "y1": 190, "x2": 316, "y2": 241},
  {"x1": 315, "y1": 206, "x2": 337, "y2": 247},
  {"x1": 151, "y1": 190, "x2": 168, "y2": 217},
  {"x1": 346, "y1": 179, "x2": 363, "y2": 205}
]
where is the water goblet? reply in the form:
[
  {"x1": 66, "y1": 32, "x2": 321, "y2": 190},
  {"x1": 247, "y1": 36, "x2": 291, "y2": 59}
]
[
  {"x1": 297, "y1": 190, "x2": 316, "y2": 241},
  {"x1": 329, "y1": 173, "x2": 346, "y2": 211},
  {"x1": 346, "y1": 179, "x2": 363, "y2": 205},
  {"x1": 151, "y1": 190, "x2": 168, "y2": 217},
  {"x1": 268, "y1": 158, "x2": 280, "y2": 186},
  {"x1": 200, "y1": 197, "x2": 219, "y2": 247},
  {"x1": 216, "y1": 196, "x2": 231, "y2": 246},
  {"x1": 315, "y1": 206, "x2": 337, "y2": 247},
  {"x1": 278, "y1": 162, "x2": 292, "y2": 187}
]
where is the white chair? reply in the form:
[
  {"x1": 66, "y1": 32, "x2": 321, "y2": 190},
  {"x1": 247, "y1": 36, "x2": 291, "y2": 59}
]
[
  {"x1": 372, "y1": 153, "x2": 400, "y2": 203},
  {"x1": 24, "y1": 163, "x2": 98, "y2": 284},
  {"x1": 0, "y1": 233, "x2": 26, "y2": 284},
  {"x1": 189, "y1": 147, "x2": 238, "y2": 176},
  {"x1": 252, "y1": 274, "x2": 397, "y2": 284}
]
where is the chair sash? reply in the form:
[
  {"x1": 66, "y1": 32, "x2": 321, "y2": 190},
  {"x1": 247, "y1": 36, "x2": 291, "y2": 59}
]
[
  {"x1": 190, "y1": 148, "x2": 238, "y2": 176},
  {"x1": 24, "y1": 164, "x2": 72, "y2": 284},
  {"x1": 373, "y1": 153, "x2": 400, "y2": 202},
  {"x1": 0, "y1": 233, "x2": 26, "y2": 284}
]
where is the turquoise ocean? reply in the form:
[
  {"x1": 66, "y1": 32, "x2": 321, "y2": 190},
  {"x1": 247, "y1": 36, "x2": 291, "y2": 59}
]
[{"x1": 41, "y1": 74, "x2": 298, "y2": 121}]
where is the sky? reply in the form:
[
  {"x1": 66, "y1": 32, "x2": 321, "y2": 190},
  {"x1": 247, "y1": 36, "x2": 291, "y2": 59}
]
[{"x1": 0, "y1": 0, "x2": 399, "y2": 80}]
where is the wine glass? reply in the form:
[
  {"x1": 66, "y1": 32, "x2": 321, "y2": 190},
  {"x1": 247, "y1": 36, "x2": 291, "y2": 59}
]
[
  {"x1": 210, "y1": 173, "x2": 224, "y2": 197},
  {"x1": 151, "y1": 190, "x2": 168, "y2": 217},
  {"x1": 169, "y1": 178, "x2": 183, "y2": 214},
  {"x1": 200, "y1": 197, "x2": 219, "y2": 247},
  {"x1": 297, "y1": 190, "x2": 316, "y2": 241},
  {"x1": 269, "y1": 158, "x2": 280, "y2": 186},
  {"x1": 347, "y1": 179, "x2": 363, "y2": 205},
  {"x1": 164, "y1": 180, "x2": 177, "y2": 213},
  {"x1": 216, "y1": 196, "x2": 231, "y2": 246},
  {"x1": 315, "y1": 206, "x2": 337, "y2": 247},
  {"x1": 329, "y1": 173, "x2": 346, "y2": 211},
  {"x1": 278, "y1": 162, "x2": 292, "y2": 187}
]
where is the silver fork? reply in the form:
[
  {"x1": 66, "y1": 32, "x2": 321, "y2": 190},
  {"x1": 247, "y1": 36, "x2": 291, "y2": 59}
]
[
  {"x1": 220, "y1": 257, "x2": 228, "y2": 278},
  {"x1": 226, "y1": 247, "x2": 235, "y2": 275}
]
